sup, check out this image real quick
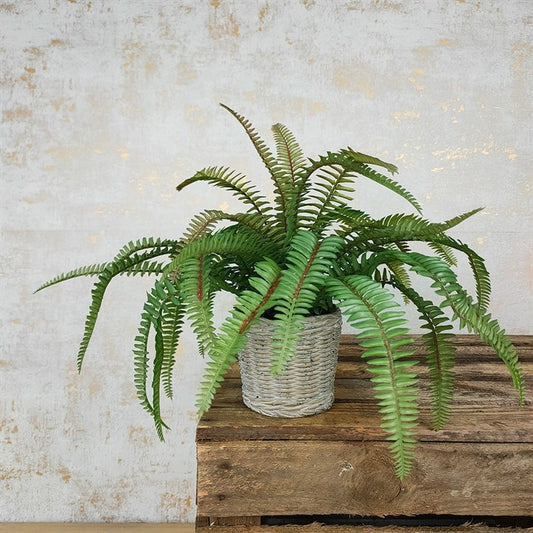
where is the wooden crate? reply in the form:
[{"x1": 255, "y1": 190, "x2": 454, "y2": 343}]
[{"x1": 196, "y1": 335, "x2": 533, "y2": 532}]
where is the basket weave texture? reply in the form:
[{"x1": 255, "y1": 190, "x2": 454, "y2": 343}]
[{"x1": 238, "y1": 309, "x2": 342, "y2": 418}]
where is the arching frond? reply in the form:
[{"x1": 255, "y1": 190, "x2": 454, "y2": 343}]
[
  {"x1": 179, "y1": 255, "x2": 216, "y2": 357},
  {"x1": 304, "y1": 150, "x2": 422, "y2": 214},
  {"x1": 35, "y1": 262, "x2": 109, "y2": 292},
  {"x1": 160, "y1": 294, "x2": 185, "y2": 400},
  {"x1": 343, "y1": 147, "x2": 399, "y2": 175},
  {"x1": 133, "y1": 277, "x2": 181, "y2": 439},
  {"x1": 196, "y1": 258, "x2": 282, "y2": 415},
  {"x1": 399, "y1": 252, "x2": 524, "y2": 404},
  {"x1": 219, "y1": 103, "x2": 278, "y2": 174},
  {"x1": 427, "y1": 242, "x2": 457, "y2": 266},
  {"x1": 177, "y1": 167, "x2": 270, "y2": 215},
  {"x1": 299, "y1": 165, "x2": 357, "y2": 234},
  {"x1": 326, "y1": 275, "x2": 419, "y2": 479},
  {"x1": 75, "y1": 245, "x2": 177, "y2": 372},
  {"x1": 431, "y1": 236, "x2": 491, "y2": 312},
  {"x1": 394, "y1": 282, "x2": 456, "y2": 430},
  {"x1": 123, "y1": 260, "x2": 166, "y2": 277},
  {"x1": 35, "y1": 237, "x2": 177, "y2": 292},
  {"x1": 270, "y1": 231, "x2": 344, "y2": 375},
  {"x1": 271, "y1": 122, "x2": 307, "y2": 187},
  {"x1": 163, "y1": 226, "x2": 279, "y2": 278}
]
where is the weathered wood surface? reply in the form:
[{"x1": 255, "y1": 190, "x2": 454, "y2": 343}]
[
  {"x1": 198, "y1": 336, "x2": 532, "y2": 443},
  {"x1": 196, "y1": 335, "x2": 533, "y2": 521},
  {"x1": 197, "y1": 441, "x2": 533, "y2": 516},
  {"x1": 196, "y1": 526, "x2": 533, "y2": 533}
]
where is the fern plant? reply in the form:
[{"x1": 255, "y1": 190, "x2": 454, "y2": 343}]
[{"x1": 36, "y1": 104, "x2": 525, "y2": 479}]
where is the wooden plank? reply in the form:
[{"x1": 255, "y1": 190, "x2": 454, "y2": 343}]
[
  {"x1": 196, "y1": 516, "x2": 261, "y2": 527},
  {"x1": 196, "y1": 526, "x2": 533, "y2": 533},
  {"x1": 198, "y1": 335, "x2": 532, "y2": 443},
  {"x1": 196, "y1": 441, "x2": 533, "y2": 517},
  {"x1": 199, "y1": 374, "x2": 533, "y2": 443}
]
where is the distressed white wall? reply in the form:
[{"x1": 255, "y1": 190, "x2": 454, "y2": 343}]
[{"x1": 1, "y1": 0, "x2": 531, "y2": 523}]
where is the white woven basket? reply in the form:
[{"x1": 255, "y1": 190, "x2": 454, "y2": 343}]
[{"x1": 238, "y1": 309, "x2": 342, "y2": 418}]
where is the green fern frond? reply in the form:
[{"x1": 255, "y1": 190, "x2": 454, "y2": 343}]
[
  {"x1": 75, "y1": 247, "x2": 177, "y2": 372},
  {"x1": 160, "y1": 294, "x2": 185, "y2": 400},
  {"x1": 151, "y1": 316, "x2": 169, "y2": 440},
  {"x1": 219, "y1": 103, "x2": 278, "y2": 174},
  {"x1": 133, "y1": 307, "x2": 154, "y2": 416},
  {"x1": 343, "y1": 147, "x2": 399, "y2": 174},
  {"x1": 427, "y1": 242, "x2": 457, "y2": 266},
  {"x1": 432, "y1": 236, "x2": 491, "y2": 312},
  {"x1": 181, "y1": 209, "x2": 230, "y2": 245},
  {"x1": 350, "y1": 161, "x2": 422, "y2": 214},
  {"x1": 299, "y1": 165, "x2": 357, "y2": 233},
  {"x1": 333, "y1": 205, "x2": 375, "y2": 235},
  {"x1": 305, "y1": 151, "x2": 422, "y2": 214},
  {"x1": 384, "y1": 259, "x2": 412, "y2": 291},
  {"x1": 439, "y1": 207, "x2": 485, "y2": 231},
  {"x1": 164, "y1": 226, "x2": 279, "y2": 278},
  {"x1": 133, "y1": 277, "x2": 181, "y2": 438},
  {"x1": 35, "y1": 262, "x2": 109, "y2": 292},
  {"x1": 112, "y1": 237, "x2": 178, "y2": 263},
  {"x1": 196, "y1": 258, "x2": 282, "y2": 416},
  {"x1": 220, "y1": 103, "x2": 292, "y2": 232},
  {"x1": 270, "y1": 231, "x2": 344, "y2": 375},
  {"x1": 177, "y1": 167, "x2": 270, "y2": 215},
  {"x1": 340, "y1": 211, "x2": 491, "y2": 312},
  {"x1": 36, "y1": 236, "x2": 175, "y2": 293},
  {"x1": 179, "y1": 255, "x2": 216, "y2": 357},
  {"x1": 123, "y1": 260, "x2": 166, "y2": 277},
  {"x1": 325, "y1": 274, "x2": 419, "y2": 479},
  {"x1": 271, "y1": 123, "x2": 307, "y2": 186},
  {"x1": 401, "y1": 252, "x2": 524, "y2": 404},
  {"x1": 337, "y1": 208, "x2": 479, "y2": 244},
  {"x1": 394, "y1": 282, "x2": 456, "y2": 430},
  {"x1": 222, "y1": 212, "x2": 282, "y2": 243},
  {"x1": 271, "y1": 123, "x2": 309, "y2": 240}
]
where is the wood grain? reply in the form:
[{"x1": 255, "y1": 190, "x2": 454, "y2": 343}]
[
  {"x1": 195, "y1": 526, "x2": 532, "y2": 533},
  {"x1": 197, "y1": 441, "x2": 533, "y2": 517},
  {"x1": 196, "y1": 335, "x2": 533, "y2": 523}
]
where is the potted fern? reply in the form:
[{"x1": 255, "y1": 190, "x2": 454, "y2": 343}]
[{"x1": 37, "y1": 103, "x2": 525, "y2": 479}]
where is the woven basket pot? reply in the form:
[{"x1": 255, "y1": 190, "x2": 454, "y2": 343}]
[{"x1": 238, "y1": 309, "x2": 342, "y2": 418}]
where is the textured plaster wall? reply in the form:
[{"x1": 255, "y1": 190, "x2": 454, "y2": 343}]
[{"x1": 1, "y1": 0, "x2": 531, "y2": 523}]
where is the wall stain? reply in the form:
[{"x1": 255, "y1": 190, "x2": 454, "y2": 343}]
[
  {"x1": 309, "y1": 102, "x2": 325, "y2": 114},
  {"x1": 20, "y1": 66, "x2": 36, "y2": 91},
  {"x1": 258, "y1": 3, "x2": 270, "y2": 30},
  {"x1": 407, "y1": 67, "x2": 424, "y2": 92},
  {"x1": 159, "y1": 490, "x2": 192, "y2": 520},
  {"x1": 208, "y1": 1, "x2": 240, "y2": 39},
  {"x1": 176, "y1": 61, "x2": 197, "y2": 86},
  {"x1": 57, "y1": 467, "x2": 72, "y2": 483},
  {"x1": 391, "y1": 110, "x2": 420, "y2": 122},
  {"x1": 0, "y1": 3, "x2": 16, "y2": 13},
  {"x1": 3, "y1": 151, "x2": 26, "y2": 167},
  {"x1": 129, "y1": 426, "x2": 151, "y2": 445},
  {"x1": 3, "y1": 107, "x2": 32, "y2": 121}
]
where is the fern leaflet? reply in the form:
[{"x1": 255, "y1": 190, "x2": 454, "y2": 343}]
[{"x1": 326, "y1": 274, "x2": 419, "y2": 479}]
